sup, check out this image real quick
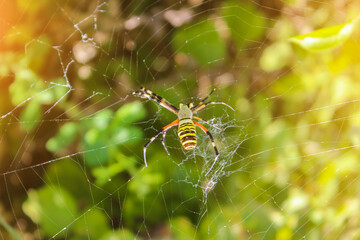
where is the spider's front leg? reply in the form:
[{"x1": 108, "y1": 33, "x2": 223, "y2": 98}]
[
  {"x1": 193, "y1": 116, "x2": 222, "y2": 130},
  {"x1": 190, "y1": 88, "x2": 235, "y2": 113},
  {"x1": 131, "y1": 87, "x2": 179, "y2": 114},
  {"x1": 192, "y1": 101, "x2": 235, "y2": 113}
]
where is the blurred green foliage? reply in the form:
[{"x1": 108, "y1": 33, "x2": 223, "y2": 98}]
[
  {"x1": 23, "y1": 186, "x2": 78, "y2": 237},
  {"x1": 1, "y1": 0, "x2": 360, "y2": 239},
  {"x1": 173, "y1": 19, "x2": 226, "y2": 66},
  {"x1": 221, "y1": 1, "x2": 266, "y2": 48}
]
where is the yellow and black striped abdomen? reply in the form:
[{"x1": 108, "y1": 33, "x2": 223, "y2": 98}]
[{"x1": 178, "y1": 119, "x2": 196, "y2": 150}]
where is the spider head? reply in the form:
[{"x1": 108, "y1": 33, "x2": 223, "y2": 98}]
[{"x1": 178, "y1": 103, "x2": 193, "y2": 119}]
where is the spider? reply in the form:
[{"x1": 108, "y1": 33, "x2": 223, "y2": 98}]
[{"x1": 131, "y1": 87, "x2": 234, "y2": 176}]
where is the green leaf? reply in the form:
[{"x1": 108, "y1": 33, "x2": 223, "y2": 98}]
[
  {"x1": 221, "y1": 1, "x2": 266, "y2": 48},
  {"x1": 83, "y1": 128, "x2": 109, "y2": 167},
  {"x1": 25, "y1": 36, "x2": 51, "y2": 72},
  {"x1": 45, "y1": 160, "x2": 90, "y2": 200},
  {"x1": 290, "y1": 18, "x2": 359, "y2": 51},
  {"x1": 45, "y1": 77, "x2": 69, "y2": 104},
  {"x1": 46, "y1": 122, "x2": 78, "y2": 152},
  {"x1": 114, "y1": 101, "x2": 146, "y2": 125},
  {"x1": 80, "y1": 102, "x2": 145, "y2": 168},
  {"x1": 92, "y1": 154, "x2": 136, "y2": 186},
  {"x1": 111, "y1": 126, "x2": 143, "y2": 145},
  {"x1": 20, "y1": 100, "x2": 42, "y2": 132},
  {"x1": 35, "y1": 77, "x2": 69, "y2": 105},
  {"x1": 100, "y1": 229, "x2": 137, "y2": 240},
  {"x1": 22, "y1": 186, "x2": 78, "y2": 237},
  {"x1": 9, "y1": 69, "x2": 69, "y2": 106},
  {"x1": 172, "y1": 19, "x2": 226, "y2": 66},
  {"x1": 74, "y1": 208, "x2": 110, "y2": 239},
  {"x1": 170, "y1": 217, "x2": 196, "y2": 240},
  {"x1": 129, "y1": 171, "x2": 164, "y2": 199},
  {"x1": 93, "y1": 162, "x2": 124, "y2": 186},
  {"x1": 92, "y1": 109, "x2": 113, "y2": 130},
  {"x1": 260, "y1": 41, "x2": 292, "y2": 72},
  {"x1": 9, "y1": 69, "x2": 44, "y2": 105}
]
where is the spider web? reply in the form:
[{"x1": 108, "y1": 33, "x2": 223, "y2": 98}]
[{"x1": 1, "y1": 0, "x2": 360, "y2": 239}]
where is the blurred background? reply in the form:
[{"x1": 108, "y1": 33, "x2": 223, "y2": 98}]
[{"x1": 1, "y1": 0, "x2": 360, "y2": 239}]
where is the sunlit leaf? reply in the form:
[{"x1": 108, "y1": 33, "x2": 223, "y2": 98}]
[
  {"x1": 290, "y1": 18, "x2": 359, "y2": 51},
  {"x1": 276, "y1": 227, "x2": 293, "y2": 240},
  {"x1": 282, "y1": 188, "x2": 309, "y2": 213}
]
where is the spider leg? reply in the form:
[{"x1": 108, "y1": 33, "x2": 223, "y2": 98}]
[
  {"x1": 191, "y1": 88, "x2": 216, "y2": 111},
  {"x1": 132, "y1": 87, "x2": 179, "y2": 114},
  {"x1": 192, "y1": 101, "x2": 235, "y2": 113},
  {"x1": 193, "y1": 121, "x2": 219, "y2": 176},
  {"x1": 143, "y1": 119, "x2": 179, "y2": 166},
  {"x1": 193, "y1": 116, "x2": 222, "y2": 130},
  {"x1": 162, "y1": 131, "x2": 170, "y2": 155}
]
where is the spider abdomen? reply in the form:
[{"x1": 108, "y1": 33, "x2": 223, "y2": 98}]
[{"x1": 178, "y1": 119, "x2": 197, "y2": 150}]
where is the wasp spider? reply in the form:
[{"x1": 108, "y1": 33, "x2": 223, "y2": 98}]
[{"x1": 131, "y1": 87, "x2": 234, "y2": 176}]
